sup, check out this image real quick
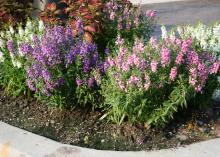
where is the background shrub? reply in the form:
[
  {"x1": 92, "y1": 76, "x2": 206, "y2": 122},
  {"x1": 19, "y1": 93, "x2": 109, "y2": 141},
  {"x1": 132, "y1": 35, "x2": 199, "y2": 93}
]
[{"x1": 0, "y1": 0, "x2": 34, "y2": 31}]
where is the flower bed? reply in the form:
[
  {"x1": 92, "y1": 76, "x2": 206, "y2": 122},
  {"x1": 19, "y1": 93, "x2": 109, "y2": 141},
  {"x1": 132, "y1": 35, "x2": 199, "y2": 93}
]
[{"x1": 0, "y1": 0, "x2": 220, "y2": 150}]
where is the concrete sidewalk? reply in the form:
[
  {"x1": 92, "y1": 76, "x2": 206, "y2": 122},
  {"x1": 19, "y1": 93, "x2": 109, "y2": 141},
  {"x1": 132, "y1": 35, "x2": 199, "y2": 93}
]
[
  {"x1": 141, "y1": 0, "x2": 220, "y2": 37},
  {"x1": 0, "y1": 122, "x2": 220, "y2": 157}
]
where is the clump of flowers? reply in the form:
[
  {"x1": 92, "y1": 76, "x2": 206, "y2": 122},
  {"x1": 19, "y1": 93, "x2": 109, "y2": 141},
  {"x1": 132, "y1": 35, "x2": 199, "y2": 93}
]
[
  {"x1": 0, "y1": 19, "x2": 45, "y2": 96},
  {"x1": 101, "y1": 35, "x2": 219, "y2": 126},
  {"x1": 21, "y1": 22, "x2": 102, "y2": 107},
  {"x1": 1, "y1": 19, "x2": 45, "y2": 68},
  {"x1": 102, "y1": 0, "x2": 156, "y2": 49},
  {"x1": 176, "y1": 23, "x2": 220, "y2": 58}
]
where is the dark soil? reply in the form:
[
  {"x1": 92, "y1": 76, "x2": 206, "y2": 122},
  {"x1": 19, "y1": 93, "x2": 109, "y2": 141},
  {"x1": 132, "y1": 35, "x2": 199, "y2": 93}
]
[{"x1": 0, "y1": 88, "x2": 220, "y2": 151}]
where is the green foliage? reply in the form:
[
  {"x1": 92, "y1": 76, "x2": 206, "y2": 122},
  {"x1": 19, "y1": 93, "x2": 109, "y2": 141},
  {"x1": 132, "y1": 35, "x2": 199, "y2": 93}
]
[{"x1": 0, "y1": 52, "x2": 28, "y2": 96}]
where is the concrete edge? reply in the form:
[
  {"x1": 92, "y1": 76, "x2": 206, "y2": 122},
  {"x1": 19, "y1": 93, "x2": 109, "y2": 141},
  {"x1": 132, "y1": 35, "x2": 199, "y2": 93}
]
[{"x1": 1, "y1": 121, "x2": 220, "y2": 157}]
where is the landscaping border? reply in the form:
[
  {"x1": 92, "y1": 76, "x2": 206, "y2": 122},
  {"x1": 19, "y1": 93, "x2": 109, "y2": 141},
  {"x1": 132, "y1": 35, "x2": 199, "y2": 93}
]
[{"x1": 0, "y1": 122, "x2": 220, "y2": 157}]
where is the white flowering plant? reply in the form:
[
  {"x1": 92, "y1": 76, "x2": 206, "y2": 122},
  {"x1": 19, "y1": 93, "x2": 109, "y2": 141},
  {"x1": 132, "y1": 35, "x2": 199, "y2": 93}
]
[
  {"x1": 175, "y1": 23, "x2": 220, "y2": 59},
  {"x1": 101, "y1": 35, "x2": 220, "y2": 126}
]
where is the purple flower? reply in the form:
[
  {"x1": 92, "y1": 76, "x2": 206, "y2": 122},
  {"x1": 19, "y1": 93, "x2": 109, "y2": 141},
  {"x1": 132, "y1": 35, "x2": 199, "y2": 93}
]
[
  {"x1": 76, "y1": 78, "x2": 83, "y2": 86},
  {"x1": 83, "y1": 59, "x2": 90, "y2": 73},
  {"x1": 76, "y1": 18, "x2": 84, "y2": 35},
  {"x1": 26, "y1": 80, "x2": 35, "y2": 91},
  {"x1": 65, "y1": 26, "x2": 73, "y2": 42},
  {"x1": 20, "y1": 43, "x2": 33, "y2": 55},
  {"x1": 53, "y1": 26, "x2": 66, "y2": 44},
  {"x1": 7, "y1": 40, "x2": 15, "y2": 54},
  {"x1": 87, "y1": 77, "x2": 95, "y2": 88}
]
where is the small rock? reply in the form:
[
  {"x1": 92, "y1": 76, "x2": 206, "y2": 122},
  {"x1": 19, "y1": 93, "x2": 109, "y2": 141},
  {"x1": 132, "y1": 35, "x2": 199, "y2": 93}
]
[
  {"x1": 45, "y1": 122, "x2": 49, "y2": 126},
  {"x1": 50, "y1": 120, "x2": 55, "y2": 124},
  {"x1": 165, "y1": 132, "x2": 173, "y2": 139},
  {"x1": 176, "y1": 134, "x2": 188, "y2": 141},
  {"x1": 101, "y1": 139, "x2": 105, "y2": 143},
  {"x1": 214, "y1": 123, "x2": 220, "y2": 137},
  {"x1": 196, "y1": 120, "x2": 204, "y2": 127}
]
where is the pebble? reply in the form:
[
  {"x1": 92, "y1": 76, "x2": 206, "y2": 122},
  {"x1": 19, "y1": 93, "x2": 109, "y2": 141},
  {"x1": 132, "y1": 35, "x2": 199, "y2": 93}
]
[
  {"x1": 176, "y1": 134, "x2": 188, "y2": 141},
  {"x1": 196, "y1": 120, "x2": 204, "y2": 127},
  {"x1": 50, "y1": 120, "x2": 55, "y2": 124},
  {"x1": 45, "y1": 122, "x2": 49, "y2": 127}
]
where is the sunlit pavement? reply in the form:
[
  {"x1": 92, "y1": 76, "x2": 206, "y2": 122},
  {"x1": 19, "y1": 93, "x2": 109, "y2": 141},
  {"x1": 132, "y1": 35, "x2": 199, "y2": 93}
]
[{"x1": 140, "y1": 0, "x2": 220, "y2": 37}]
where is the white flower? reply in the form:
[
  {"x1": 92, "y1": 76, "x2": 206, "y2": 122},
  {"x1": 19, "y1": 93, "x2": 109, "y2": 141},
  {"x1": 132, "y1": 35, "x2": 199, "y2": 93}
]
[
  {"x1": 213, "y1": 24, "x2": 220, "y2": 36},
  {"x1": 0, "y1": 51, "x2": 4, "y2": 63},
  {"x1": 18, "y1": 27, "x2": 25, "y2": 37},
  {"x1": 161, "y1": 25, "x2": 168, "y2": 39},
  {"x1": 38, "y1": 20, "x2": 45, "y2": 32},
  {"x1": 0, "y1": 38, "x2": 5, "y2": 49},
  {"x1": 0, "y1": 32, "x2": 4, "y2": 38},
  {"x1": 169, "y1": 30, "x2": 176, "y2": 41},
  {"x1": 9, "y1": 26, "x2": 15, "y2": 35},
  {"x1": 11, "y1": 58, "x2": 22, "y2": 68}
]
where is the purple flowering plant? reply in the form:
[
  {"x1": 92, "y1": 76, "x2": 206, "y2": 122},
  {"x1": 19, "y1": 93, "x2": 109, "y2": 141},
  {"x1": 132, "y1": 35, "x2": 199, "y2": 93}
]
[
  {"x1": 19, "y1": 21, "x2": 102, "y2": 107},
  {"x1": 101, "y1": 35, "x2": 220, "y2": 126},
  {"x1": 0, "y1": 19, "x2": 45, "y2": 96}
]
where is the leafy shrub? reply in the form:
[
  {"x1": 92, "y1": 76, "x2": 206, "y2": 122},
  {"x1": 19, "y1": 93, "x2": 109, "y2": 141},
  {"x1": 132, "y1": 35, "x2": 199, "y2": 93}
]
[
  {"x1": 0, "y1": 0, "x2": 34, "y2": 30},
  {"x1": 40, "y1": 0, "x2": 103, "y2": 43},
  {"x1": 101, "y1": 35, "x2": 220, "y2": 127},
  {"x1": 39, "y1": 0, "x2": 156, "y2": 52},
  {"x1": 0, "y1": 19, "x2": 45, "y2": 96}
]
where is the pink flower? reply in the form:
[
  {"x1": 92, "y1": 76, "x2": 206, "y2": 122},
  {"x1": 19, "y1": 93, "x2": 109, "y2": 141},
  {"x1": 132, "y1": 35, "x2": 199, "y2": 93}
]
[
  {"x1": 187, "y1": 51, "x2": 199, "y2": 65},
  {"x1": 169, "y1": 67, "x2": 177, "y2": 81},
  {"x1": 144, "y1": 74, "x2": 151, "y2": 90},
  {"x1": 133, "y1": 40, "x2": 144, "y2": 53},
  {"x1": 160, "y1": 46, "x2": 170, "y2": 67},
  {"x1": 107, "y1": 57, "x2": 115, "y2": 67},
  {"x1": 128, "y1": 75, "x2": 140, "y2": 86},
  {"x1": 115, "y1": 35, "x2": 124, "y2": 46},
  {"x1": 175, "y1": 52, "x2": 184, "y2": 65},
  {"x1": 126, "y1": 21, "x2": 132, "y2": 30},
  {"x1": 150, "y1": 37, "x2": 157, "y2": 48},
  {"x1": 110, "y1": 12, "x2": 116, "y2": 20},
  {"x1": 189, "y1": 76, "x2": 197, "y2": 86},
  {"x1": 195, "y1": 85, "x2": 202, "y2": 93},
  {"x1": 189, "y1": 67, "x2": 197, "y2": 78},
  {"x1": 210, "y1": 62, "x2": 220, "y2": 74},
  {"x1": 175, "y1": 39, "x2": 182, "y2": 46},
  {"x1": 181, "y1": 38, "x2": 193, "y2": 53},
  {"x1": 121, "y1": 63, "x2": 129, "y2": 71},
  {"x1": 150, "y1": 60, "x2": 158, "y2": 73},
  {"x1": 145, "y1": 10, "x2": 156, "y2": 18}
]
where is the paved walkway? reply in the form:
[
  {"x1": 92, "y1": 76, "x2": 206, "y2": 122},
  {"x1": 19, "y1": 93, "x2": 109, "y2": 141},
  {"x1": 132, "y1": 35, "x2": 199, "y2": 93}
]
[
  {"x1": 1, "y1": 122, "x2": 220, "y2": 157},
  {"x1": 141, "y1": 0, "x2": 220, "y2": 37}
]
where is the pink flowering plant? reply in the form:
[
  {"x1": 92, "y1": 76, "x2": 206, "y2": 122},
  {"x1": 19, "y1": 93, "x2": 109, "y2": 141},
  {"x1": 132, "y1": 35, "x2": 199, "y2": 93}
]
[
  {"x1": 100, "y1": 0, "x2": 156, "y2": 51},
  {"x1": 101, "y1": 35, "x2": 220, "y2": 126}
]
